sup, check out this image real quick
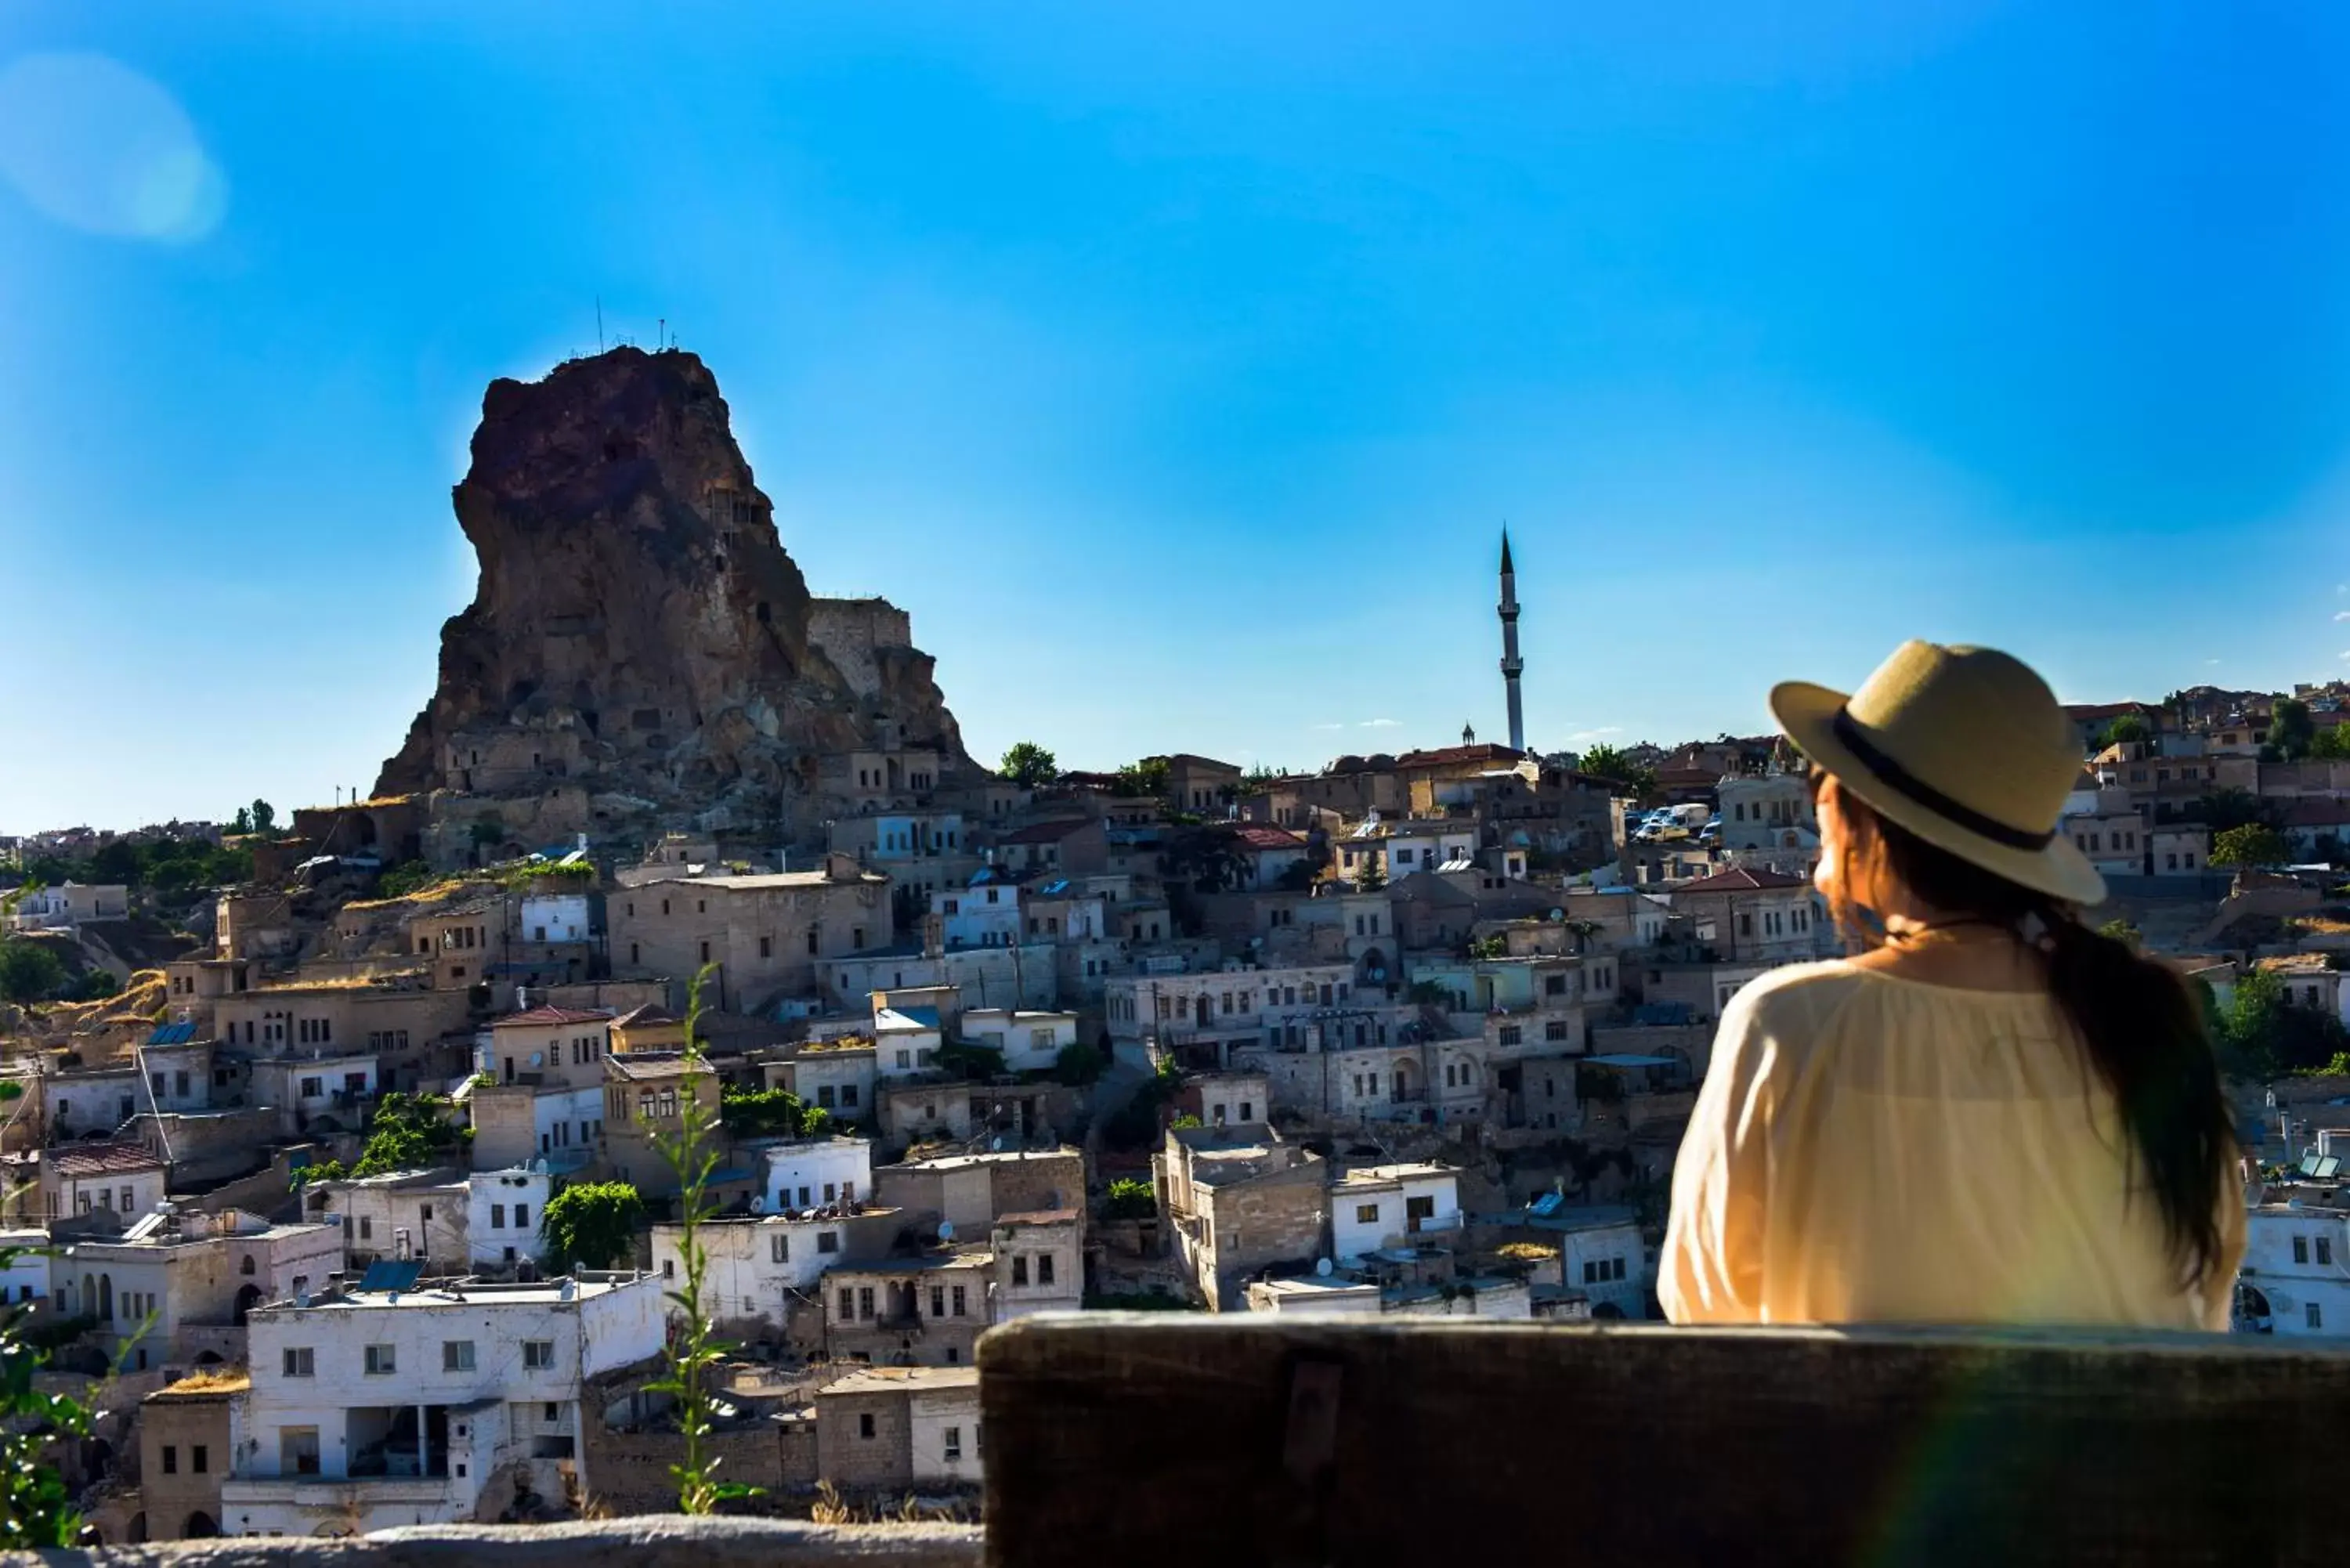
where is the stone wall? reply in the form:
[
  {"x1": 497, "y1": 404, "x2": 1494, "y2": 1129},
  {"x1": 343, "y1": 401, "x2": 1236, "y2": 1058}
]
[
  {"x1": 805, "y1": 598, "x2": 914, "y2": 704},
  {"x1": 63, "y1": 1516, "x2": 983, "y2": 1565}
]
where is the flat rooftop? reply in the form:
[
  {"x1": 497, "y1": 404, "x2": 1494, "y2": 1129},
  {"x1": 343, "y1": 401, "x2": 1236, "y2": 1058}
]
[{"x1": 819, "y1": 1366, "x2": 979, "y2": 1396}]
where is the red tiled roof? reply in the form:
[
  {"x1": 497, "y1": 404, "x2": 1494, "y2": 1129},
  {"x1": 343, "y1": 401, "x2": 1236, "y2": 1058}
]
[
  {"x1": 998, "y1": 818, "x2": 1095, "y2": 844},
  {"x1": 1392, "y1": 744, "x2": 1526, "y2": 771},
  {"x1": 1673, "y1": 868, "x2": 1810, "y2": 894},
  {"x1": 49, "y1": 1142, "x2": 165, "y2": 1178},
  {"x1": 493, "y1": 1006, "x2": 614, "y2": 1029},
  {"x1": 1231, "y1": 825, "x2": 1306, "y2": 851}
]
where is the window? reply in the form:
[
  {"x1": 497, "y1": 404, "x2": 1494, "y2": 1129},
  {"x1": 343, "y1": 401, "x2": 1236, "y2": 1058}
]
[
  {"x1": 241, "y1": 1255, "x2": 257, "y2": 1277},
  {"x1": 663, "y1": 1259, "x2": 676, "y2": 1279},
  {"x1": 838, "y1": 1288, "x2": 855, "y2": 1321},
  {"x1": 162, "y1": 1445, "x2": 178, "y2": 1475},
  {"x1": 515, "y1": 1203, "x2": 529, "y2": 1227},
  {"x1": 523, "y1": 1340, "x2": 554, "y2": 1370},
  {"x1": 760, "y1": 936, "x2": 772, "y2": 959},
  {"x1": 859, "y1": 1286, "x2": 875, "y2": 1319},
  {"x1": 1039, "y1": 1253, "x2": 1055, "y2": 1285},
  {"x1": 859, "y1": 1413, "x2": 877, "y2": 1440},
  {"x1": 359, "y1": 1216, "x2": 373, "y2": 1241},
  {"x1": 2311, "y1": 1302, "x2": 2325, "y2": 1330},
  {"x1": 193, "y1": 1444, "x2": 208, "y2": 1473},
  {"x1": 1240, "y1": 1100, "x2": 1256, "y2": 1121},
  {"x1": 493, "y1": 1204, "x2": 506, "y2": 1229},
  {"x1": 817, "y1": 1231, "x2": 841, "y2": 1254},
  {"x1": 953, "y1": 1285, "x2": 967, "y2": 1316},
  {"x1": 2295, "y1": 1236, "x2": 2309, "y2": 1265},
  {"x1": 443, "y1": 1340, "x2": 476, "y2": 1372},
  {"x1": 1546, "y1": 1020, "x2": 1569, "y2": 1042},
  {"x1": 364, "y1": 1343, "x2": 396, "y2": 1375},
  {"x1": 2321, "y1": 1236, "x2": 2335, "y2": 1268},
  {"x1": 1498, "y1": 1025, "x2": 1521, "y2": 1047},
  {"x1": 944, "y1": 1425, "x2": 964, "y2": 1461},
  {"x1": 283, "y1": 1346, "x2": 314, "y2": 1377},
  {"x1": 1356, "y1": 1203, "x2": 1380, "y2": 1224},
  {"x1": 1013, "y1": 1256, "x2": 1029, "y2": 1285}
]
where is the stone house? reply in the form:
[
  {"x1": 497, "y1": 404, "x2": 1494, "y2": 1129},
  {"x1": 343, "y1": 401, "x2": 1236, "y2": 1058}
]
[
  {"x1": 609, "y1": 857, "x2": 892, "y2": 1010},
  {"x1": 767, "y1": 1040, "x2": 878, "y2": 1123},
  {"x1": 601, "y1": 1052, "x2": 721, "y2": 1197},
  {"x1": 141, "y1": 1371, "x2": 241, "y2": 1541},
  {"x1": 1156, "y1": 1126, "x2": 1328, "y2": 1310},
  {"x1": 1330, "y1": 1165, "x2": 1463, "y2": 1261},
  {"x1": 989, "y1": 1209, "x2": 1083, "y2": 1320},
  {"x1": 649, "y1": 1207, "x2": 902, "y2": 1331},
  {"x1": 812, "y1": 1366, "x2": 982, "y2": 1494},
  {"x1": 991, "y1": 817, "x2": 1108, "y2": 877},
  {"x1": 872, "y1": 1148, "x2": 1086, "y2": 1241},
  {"x1": 1161, "y1": 754, "x2": 1245, "y2": 814},
  {"x1": 826, "y1": 1252, "x2": 995, "y2": 1366},
  {"x1": 1666, "y1": 868, "x2": 1823, "y2": 963},
  {"x1": 56, "y1": 1208, "x2": 342, "y2": 1371}
]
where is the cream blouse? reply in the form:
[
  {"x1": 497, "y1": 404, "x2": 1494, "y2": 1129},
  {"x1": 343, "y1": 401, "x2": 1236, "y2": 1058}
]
[{"x1": 1660, "y1": 960, "x2": 2242, "y2": 1330}]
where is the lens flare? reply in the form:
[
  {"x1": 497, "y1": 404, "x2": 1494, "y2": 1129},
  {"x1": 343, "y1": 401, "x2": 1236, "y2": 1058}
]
[{"x1": 0, "y1": 51, "x2": 227, "y2": 243}]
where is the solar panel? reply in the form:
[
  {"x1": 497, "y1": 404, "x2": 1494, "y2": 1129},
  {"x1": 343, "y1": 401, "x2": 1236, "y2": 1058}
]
[
  {"x1": 359, "y1": 1259, "x2": 424, "y2": 1294},
  {"x1": 2318, "y1": 1158, "x2": 2341, "y2": 1180},
  {"x1": 2301, "y1": 1154, "x2": 2323, "y2": 1177}
]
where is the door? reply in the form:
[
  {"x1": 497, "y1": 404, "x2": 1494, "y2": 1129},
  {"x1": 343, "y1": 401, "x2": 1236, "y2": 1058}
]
[{"x1": 280, "y1": 1426, "x2": 321, "y2": 1476}]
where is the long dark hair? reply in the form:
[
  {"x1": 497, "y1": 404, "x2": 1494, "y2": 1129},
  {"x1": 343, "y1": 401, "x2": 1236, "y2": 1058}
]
[{"x1": 1825, "y1": 788, "x2": 2235, "y2": 1286}]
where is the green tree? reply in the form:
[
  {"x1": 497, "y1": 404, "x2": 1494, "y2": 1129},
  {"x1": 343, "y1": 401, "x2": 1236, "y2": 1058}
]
[
  {"x1": 1104, "y1": 1177, "x2": 1157, "y2": 1220},
  {"x1": 999, "y1": 741, "x2": 1059, "y2": 789},
  {"x1": 2212, "y1": 824, "x2": 2291, "y2": 870},
  {"x1": 2273, "y1": 699, "x2": 2317, "y2": 761},
  {"x1": 2096, "y1": 917, "x2": 2144, "y2": 951},
  {"x1": 540, "y1": 1181, "x2": 645, "y2": 1270},
  {"x1": 1161, "y1": 826, "x2": 1252, "y2": 894},
  {"x1": 468, "y1": 819, "x2": 506, "y2": 851},
  {"x1": 1354, "y1": 851, "x2": 1387, "y2": 891},
  {"x1": 69, "y1": 970, "x2": 119, "y2": 1003},
  {"x1": 230, "y1": 806, "x2": 253, "y2": 834},
  {"x1": 249, "y1": 799, "x2": 277, "y2": 834},
  {"x1": 651, "y1": 966, "x2": 763, "y2": 1515},
  {"x1": 349, "y1": 1092, "x2": 464, "y2": 1176},
  {"x1": 1054, "y1": 1040, "x2": 1108, "y2": 1086},
  {"x1": 2193, "y1": 786, "x2": 2281, "y2": 834},
  {"x1": 2312, "y1": 725, "x2": 2350, "y2": 761},
  {"x1": 719, "y1": 1084, "x2": 822, "y2": 1140},
  {"x1": 0, "y1": 1239, "x2": 94, "y2": 1548},
  {"x1": 0, "y1": 942, "x2": 65, "y2": 1006},
  {"x1": 1112, "y1": 756, "x2": 1171, "y2": 799},
  {"x1": 2098, "y1": 714, "x2": 2152, "y2": 749},
  {"x1": 1577, "y1": 743, "x2": 1659, "y2": 803}
]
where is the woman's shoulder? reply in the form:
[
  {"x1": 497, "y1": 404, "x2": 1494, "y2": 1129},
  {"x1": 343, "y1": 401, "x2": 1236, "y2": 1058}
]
[{"x1": 1720, "y1": 960, "x2": 1871, "y2": 1042}]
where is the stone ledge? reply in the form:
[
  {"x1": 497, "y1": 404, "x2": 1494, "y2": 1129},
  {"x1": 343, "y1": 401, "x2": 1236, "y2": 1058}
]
[{"x1": 9, "y1": 1516, "x2": 984, "y2": 1568}]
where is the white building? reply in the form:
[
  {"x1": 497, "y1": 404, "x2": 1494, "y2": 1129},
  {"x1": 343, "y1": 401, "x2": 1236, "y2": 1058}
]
[
  {"x1": 649, "y1": 1209, "x2": 869, "y2": 1314},
  {"x1": 763, "y1": 1136, "x2": 875, "y2": 1214},
  {"x1": 316, "y1": 1167, "x2": 549, "y2": 1276},
  {"x1": 1332, "y1": 818, "x2": 1478, "y2": 883},
  {"x1": 222, "y1": 1273, "x2": 666, "y2": 1536},
  {"x1": 1331, "y1": 1165, "x2": 1462, "y2": 1261},
  {"x1": 56, "y1": 1209, "x2": 342, "y2": 1371},
  {"x1": 468, "y1": 1167, "x2": 551, "y2": 1270},
  {"x1": 989, "y1": 1210, "x2": 1083, "y2": 1322},
  {"x1": 5, "y1": 881, "x2": 129, "y2": 931},
  {"x1": 0, "y1": 1228, "x2": 49, "y2": 1306},
  {"x1": 874, "y1": 1006, "x2": 944, "y2": 1081},
  {"x1": 1716, "y1": 775, "x2": 1816, "y2": 852},
  {"x1": 518, "y1": 893, "x2": 593, "y2": 945},
  {"x1": 40, "y1": 1143, "x2": 167, "y2": 1223},
  {"x1": 933, "y1": 873, "x2": 1024, "y2": 951},
  {"x1": 2240, "y1": 1201, "x2": 2350, "y2": 1336},
  {"x1": 960, "y1": 1009, "x2": 1078, "y2": 1074}
]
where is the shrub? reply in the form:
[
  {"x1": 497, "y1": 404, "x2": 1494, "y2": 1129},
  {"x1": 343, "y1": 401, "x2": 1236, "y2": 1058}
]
[{"x1": 1104, "y1": 1178, "x2": 1157, "y2": 1220}]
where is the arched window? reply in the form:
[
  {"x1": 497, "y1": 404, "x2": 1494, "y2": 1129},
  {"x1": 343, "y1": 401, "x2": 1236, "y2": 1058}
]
[{"x1": 240, "y1": 1255, "x2": 257, "y2": 1277}]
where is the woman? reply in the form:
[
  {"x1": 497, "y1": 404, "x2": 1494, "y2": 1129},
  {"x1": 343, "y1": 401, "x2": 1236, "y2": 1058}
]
[{"x1": 1660, "y1": 641, "x2": 2242, "y2": 1328}]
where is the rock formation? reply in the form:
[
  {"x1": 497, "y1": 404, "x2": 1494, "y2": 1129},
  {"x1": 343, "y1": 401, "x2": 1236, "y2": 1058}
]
[{"x1": 376, "y1": 347, "x2": 970, "y2": 854}]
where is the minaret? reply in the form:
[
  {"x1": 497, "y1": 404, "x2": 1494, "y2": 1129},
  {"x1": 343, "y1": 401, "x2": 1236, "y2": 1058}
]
[{"x1": 1498, "y1": 527, "x2": 1525, "y2": 753}]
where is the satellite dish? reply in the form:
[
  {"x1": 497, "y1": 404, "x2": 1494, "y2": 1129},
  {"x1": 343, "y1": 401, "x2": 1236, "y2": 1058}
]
[
  {"x1": 937, "y1": 1219, "x2": 956, "y2": 1243},
  {"x1": 1549, "y1": 909, "x2": 1565, "y2": 921},
  {"x1": 749, "y1": 1197, "x2": 767, "y2": 1213},
  {"x1": 1315, "y1": 1257, "x2": 1334, "y2": 1277},
  {"x1": 529, "y1": 1053, "x2": 543, "y2": 1068}
]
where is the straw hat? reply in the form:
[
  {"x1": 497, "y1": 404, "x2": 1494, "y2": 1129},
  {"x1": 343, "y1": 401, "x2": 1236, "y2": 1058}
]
[{"x1": 1770, "y1": 640, "x2": 2106, "y2": 907}]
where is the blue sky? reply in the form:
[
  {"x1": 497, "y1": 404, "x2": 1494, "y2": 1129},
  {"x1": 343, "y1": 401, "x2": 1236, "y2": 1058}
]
[{"x1": 5, "y1": 2, "x2": 2350, "y2": 832}]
